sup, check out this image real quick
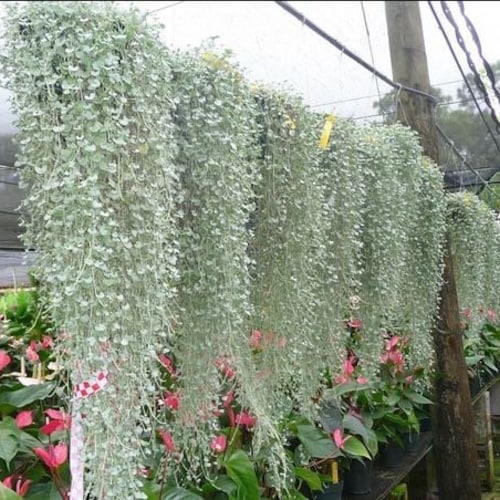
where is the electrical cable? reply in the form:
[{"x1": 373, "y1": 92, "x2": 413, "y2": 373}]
[
  {"x1": 436, "y1": 124, "x2": 499, "y2": 198},
  {"x1": 430, "y1": 1, "x2": 500, "y2": 196},
  {"x1": 429, "y1": 1, "x2": 500, "y2": 150},
  {"x1": 273, "y1": 1, "x2": 496, "y2": 197},
  {"x1": 360, "y1": 1, "x2": 383, "y2": 115},
  {"x1": 457, "y1": 1, "x2": 500, "y2": 112},
  {"x1": 146, "y1": 1, "x2": 185, "y2": 16},
  {"x1": 439, "y1": 1, "x2": 500, "y2": 133},
  {"x1": 274, "y1": 1, "x2": 438, "y2": 106}
]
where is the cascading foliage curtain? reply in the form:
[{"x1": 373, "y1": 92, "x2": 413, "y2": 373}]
[
  {"x1": 447, "y1": 192, "x2": 500, "y2": 335},
  {"x1": 1, "y1": 2, "x2": 179, "y2": 497},
  {"x1": 2, "y1": 1, "x2": 453, "y2": 496}
]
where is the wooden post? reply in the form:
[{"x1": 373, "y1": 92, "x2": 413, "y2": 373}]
[{"x1": 385, "y1": 2, "x2": 481, "y2": 498}]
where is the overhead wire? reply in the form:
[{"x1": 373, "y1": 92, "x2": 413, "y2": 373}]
[
  {"x1": 274, "y1": 0, "x2": 495, "y2": 197},
  {"x1": 436, "y1": 123, "x2": 499, "y2": 199},
  {"x1": 457, "y1": 1, "x2": 500, "y2": 113},
  {"x1": 360, "y1": 1, "x2": 384, "y2": 118},
  {"x1": 439, "y1": 1, "x2": 500, "y2": 134},
  {"x1": 428, "y1": 1, "x2": 500, "y2": 197},
  {"x1": 145, "y1": 1, "x2": 185, "y2": 16},
  {"x1": 274, "y1": 1, "x2": 438, "y2": 106}
]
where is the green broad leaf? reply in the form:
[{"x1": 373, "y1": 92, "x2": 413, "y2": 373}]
[
  {"x1": 0, "y1": 429, "x2": 20, "y2": 465},
  {"x1": 466, "y1": 355, "x2": 484, "y2": 367},
  {"x1": 386, "y1": 392, "x2": 402, "y2": 406},
  {"x1": 323, "y1": 382, "x2": 360, "y2": 399},
  {"x1": 0, "y1": 382, "x2": 57, "y2": 409},
  {"x1": 294, "y1": 466, "x2": 322, "y2": 491},
  {"x1": 398, "y1": 398, "x2": 413, "y2": 412},
  {"x1": 162, "y1": 487, "x2": 203, "y2": 500},
  {"x1": 406, "y1": 392, "x2": 433, "y2": 405},
  {"x1": 213, "y1": 475, "x2": 238, "y2": 495},
  {"x1": 381, "y1": 412, "x2": 408, "y2": 428},
  {"x1": 18, "y1": 431, "x2": 43, "y2": 454},
  {"x1": 343, "y1": 435, "x2": 371, "y2": 460},
  {"x1": 142, "y1": 480, "x2": 161, "y2": 499},
  {"x1": 0, "y1": 482, "x2": 23, "y2": 500},
  {"x1": 223, "y1": 450, "x2": 260, "y2": 500},
  {"x1": 25, "y1": 482, "x2": 63, "y2": 500},
  {"x1": 343, "y1": 414, "x2": 369, "y2": 442},
  {"x1": 483, "y1": 357, "x2": 497, "y2": 373},
  {"x1": 282, "y1": 489, "x2": 309, "y2": 500},
  {"x1": 295, "y1": 424, "x2": 337, "y2": 459},
  {"x1": 318, "y1": 398, "x2": 342, "y2": 434}
]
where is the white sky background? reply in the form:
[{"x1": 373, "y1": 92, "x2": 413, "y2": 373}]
[
  {"x1": 1, "y1": 1, "x2": 500, "y2": 122},
  {"x1": 116, "y1": 0, "x2": 500, "y2": 122}
]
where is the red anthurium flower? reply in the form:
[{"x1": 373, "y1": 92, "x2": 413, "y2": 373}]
[
  {"x1": 487, "y1": 309, "x2": 497, "y2": 321},
  {"x1": 159, "y1": 429, "x2": 175, "y2": 452},
  {"x1": 158, "y1": 354, "x2": 178, "y2": 378},
  {"x1": 222, "y1": 390, "x2": 235, "y2": 408},
  {"x1": 2, "y1": 475, "x2": 32, "y2": 496},
  {"x1": 26, "y1": 341, "x2": 40, "y2": 362},
  {"x1": 385, "y1": 335, "x2": 401, "y2": 352},
  {"x1": 210, "y1": 434, "x2": 227, "y2": 454},
  {"x1": 164, "y1": 391, "x2": 180, "y2": 411},
  {"x1": 331, "y1": 428, "x2": 350, "y2": 450},
  {"x1": 461, "y1": 307, "x2": 472, "y2": 319},
  {"x1": 214, "y1": 356, "x2": 236, "y2": 379},
  {"x1": 41, "y1": 335, "x2": 53, "y2": 349},
  {"x1": 34, "y1": 443, "x2": 68, "y2": 470},
  {"x1": 235, "y1": 411, "x2": 257, "y2": 429},
  {"x1": 15, "y1": 410, "x2": 34, "y2": 429},
  {"x1": 343, "y1": 357, "x2": 355, "y2": 377},
  {"x1": 41, "y1": 409, "x2": 71, "y2": 435},
  {"x1": 347, "y1": 318, "x2": 362, "y2": 329},
  {"x1": 0, "y1": 350, "x2": 11, "y2": 372},
  {"x1": 249, "y1": 330, "x2": 263, "y2": 350}
]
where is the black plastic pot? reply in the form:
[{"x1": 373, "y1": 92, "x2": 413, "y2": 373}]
[
  {"x1": 312, "y1": 481, "x2": 343, "y2": 500},
  {"x1": 343, "y1": 459, "x2": 372, "y2": 495},
  {"x1": 379, "y1": 440, "x2": 405, "y2": 468}
]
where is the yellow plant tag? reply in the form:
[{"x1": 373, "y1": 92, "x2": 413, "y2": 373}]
[
  {"x1": 331, "y1": 460, "x2": 339, "y2": 484},
  {"x1": 319, "y1": 114, "x2": 336, "y2": 150}
]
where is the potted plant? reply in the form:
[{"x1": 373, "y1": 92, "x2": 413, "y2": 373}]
[{"x1": 285, "y1": 398, "x2": 376, "y2": 500}]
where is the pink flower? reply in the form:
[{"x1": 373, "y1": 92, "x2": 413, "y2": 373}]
[
  {"x1": 347, "y1": 318, "x2": 362, "y2": 329},
  {"x1": 461, "y1": 307, "x2": 472, "y2": 319},
  {"x1": 2, "y1": 475, "x2": 32, "y2": 496},
  {"x1": 158, "y1": 354, "x2": 177, "y2": 378},
  {"x1": 356, "y1": 376, "x2": 369, "y2": 384},
  {"x1": 335, "y1": 355, "x2": 356, "y2": 384},
  {"x1": 385, "y1": 335, "x2": 401, "y2": 351},
  {"x1": 343, "y1": 357, "x2": 355, "y2": 377},
  {"x1": 40, "y1": 408, "x2": 71, "y2": 435},
  {"x1": 405, "y1": 375, "x2": 415, "y2": 385},
  {"x1": 164, "y1": 391, "x2": 180, "y2": 411},
  {"x1": 487, "y1": 309, "x2": 497, "y2": 321},
  {"x1": 235, "y1": 411, "x2": 257, "y2": 429},
  {"x1": 0, "y1": 350, "x2": 11, "y2": 372},
  {"x1": 34, "y1": 443, "x2": 68, "y2": 470},
  {"x1": 159, "y1": 429, "x2": 175, "y2": 452},
  {"x1": 214, "y1": 356, "x2": 236, "y2": 379},
  {"x1": 210, "y1": 434, "x2": 227, "y2": 454},
  {"x1": 26, "y1": 341, "x2": 40, "y2": 362},
  {"x1": 331, "y1": 428, "x2": 350, "y2": 450},
  {"x1": 334, "y1": 374, "x2": 349, "y2": 384},
  {"x1": 277, "y1": 337, "x2": 288, "y2": 348},
  {"x1": 222, "y1": 390, "x2": 235, "y2": 408},
  {"x1": 15, "y1": 410, "x2": 34, "y2": 429},
  {"x1": 41, "y1": 335, "x2": 53, "y2": 349},
  {"x1": 249, "y1": 330, "x2": 263, "y2": 350}
]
